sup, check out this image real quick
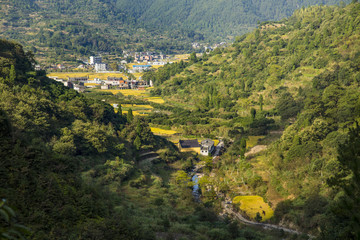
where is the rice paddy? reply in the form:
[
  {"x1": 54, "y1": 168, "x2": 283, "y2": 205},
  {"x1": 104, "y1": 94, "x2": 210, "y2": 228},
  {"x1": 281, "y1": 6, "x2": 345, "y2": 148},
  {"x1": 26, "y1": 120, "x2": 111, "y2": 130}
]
[
  {"x1": 47, "y1": 72, "x2": 128, "y2": 80},
  {"x1": 123, "y1": 110, "x2": 151, "y2": 116},
  {"x1": 232, "y1": 195, "x2": 274, "y2": 221},
  {"x1": 150, "y1": 127, "x2": 178, "y2": 135},
  {"x1": 100, "y1": 89, "x2": 147, "y2": 96},
  {"x1": 145, "y1": 97, "x2": 165, "y2": 104}
]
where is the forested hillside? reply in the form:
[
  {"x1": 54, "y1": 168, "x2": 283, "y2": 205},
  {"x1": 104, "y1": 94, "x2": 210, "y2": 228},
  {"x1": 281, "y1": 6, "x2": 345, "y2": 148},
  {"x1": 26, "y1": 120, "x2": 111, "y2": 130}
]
[
  {"x1": 0, "y1": 39, "x2": 280, "y2": 240},
  {"x1": 144, "y1": 2, "x2": 360, "y2": 238},
  {"x1": 0, "y1": 0, "x2": 350, "y2": 62}
]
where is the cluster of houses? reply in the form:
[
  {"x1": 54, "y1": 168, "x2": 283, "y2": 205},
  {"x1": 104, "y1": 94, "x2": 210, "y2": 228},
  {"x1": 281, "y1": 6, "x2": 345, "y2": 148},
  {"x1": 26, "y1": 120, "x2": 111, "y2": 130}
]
[
  {"x1": 89, "y1": 56, "x2": 110, "y2": 72},
  {"x1": 124, "y1": 51, "x2": 169, "y2": 63},
  {"x1": 49, "y1": 76, "x2": 152, "y2": 93},
  {"x1": 178, "y1": 139, "x2": 215, "y2": 156},
  {"x1": 192, "y1": 42, "x2": 228, "y2": 52}
]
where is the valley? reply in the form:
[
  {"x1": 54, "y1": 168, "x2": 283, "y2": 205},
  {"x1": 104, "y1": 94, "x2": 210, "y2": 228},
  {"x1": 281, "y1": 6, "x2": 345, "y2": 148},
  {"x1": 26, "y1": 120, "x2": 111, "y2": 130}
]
[{"x1": 1, "y1": 1, "x2": 360, "y2": 240}]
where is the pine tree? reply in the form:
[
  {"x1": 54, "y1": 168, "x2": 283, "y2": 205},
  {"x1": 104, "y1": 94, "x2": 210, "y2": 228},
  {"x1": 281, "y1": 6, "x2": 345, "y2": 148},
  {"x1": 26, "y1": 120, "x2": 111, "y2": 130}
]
[
  {"x1": 118, "y1": 104, "x2": 122, "y2": 116},
  {"x1": 127, "y1": 108, "x2": 134, "y2": 123},
  {"x1": 259, "y1": 94, "x2": 263, "y2": 111},
  {"x1": 134, "y1": 136, "x2": 141, "y2": 150},
  {"x1": 8, "y1": 65, "x2": 16, "y2": 84},
  {"x1": 250, "y1": 108, "x2": 256, "y2": 120}
]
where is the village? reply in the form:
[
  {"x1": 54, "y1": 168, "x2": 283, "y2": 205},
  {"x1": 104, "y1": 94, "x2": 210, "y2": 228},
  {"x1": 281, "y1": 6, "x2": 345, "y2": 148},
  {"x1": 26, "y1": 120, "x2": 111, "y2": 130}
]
[
  {"x1": 46, "y1": 49, "x2": 224, "y2": 158},
  {"x1": 47, "y1": 54, "x2": 164, "y2": 92}
]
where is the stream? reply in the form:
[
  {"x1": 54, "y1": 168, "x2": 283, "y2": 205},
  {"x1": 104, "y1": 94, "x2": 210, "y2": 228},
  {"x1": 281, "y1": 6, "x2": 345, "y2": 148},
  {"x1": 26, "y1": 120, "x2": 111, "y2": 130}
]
[{"x1": 191, "y1": 173, "x2": 201, "y2": 202}]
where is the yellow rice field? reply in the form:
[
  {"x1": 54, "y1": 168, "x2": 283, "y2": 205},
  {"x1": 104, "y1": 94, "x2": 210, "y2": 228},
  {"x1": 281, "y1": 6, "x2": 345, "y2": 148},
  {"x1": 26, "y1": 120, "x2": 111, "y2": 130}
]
[
  {"x1": 150, "y1": 127, "x2": 178, "y2": 135},
  {"x1": 145, "y1": 97, "x2": 165, "y2": 104},
  {"x1": 174, "y1": 54, "x2": 190, "y2": 61},
  {"x1": 47, "y1": 72, "x2": 128, "y2": 80},
  {"x1": 232, "y1": 196, "x2": 274, "y2": 221},
  {"x1": 122, "y1": 104, "x2": 153, "y2": 109},
  {"x1": 123, "y1": 110, "x2": 150, "y2": 116},
  {"x1": 84, "y1": 83, "x2": 100, "y2": 86},
  {"x1": 180, "y1": 147, "x2": 200, "y2": 154},
  {"x1": 100, "y1": 89, "x2": 147, "y2": 96}
]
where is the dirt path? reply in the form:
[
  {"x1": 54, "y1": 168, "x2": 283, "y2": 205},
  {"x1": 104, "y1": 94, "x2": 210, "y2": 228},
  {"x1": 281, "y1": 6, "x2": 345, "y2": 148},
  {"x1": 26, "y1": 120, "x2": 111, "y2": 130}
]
[{"x1": 222, "y1": 202, "x2": 313, "y2": 238}]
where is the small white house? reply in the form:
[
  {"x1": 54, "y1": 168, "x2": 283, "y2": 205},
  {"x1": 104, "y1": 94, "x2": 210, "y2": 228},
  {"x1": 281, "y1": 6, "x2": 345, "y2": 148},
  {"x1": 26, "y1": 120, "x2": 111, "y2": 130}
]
[{"x1": 200, "y1": 139, "x2": 215, "y2": 156}]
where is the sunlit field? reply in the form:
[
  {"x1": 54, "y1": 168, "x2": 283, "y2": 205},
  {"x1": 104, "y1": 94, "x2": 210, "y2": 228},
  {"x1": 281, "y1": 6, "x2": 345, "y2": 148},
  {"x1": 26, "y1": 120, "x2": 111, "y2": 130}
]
[
  {"x1": 145, "y1": 97, "x2": 165, "y2": 104},
  {"x1": 232, "y1": 196, "x2": 274, "y2": 221},
  {"x1": 150, "y1": 127, "x2": 178, "y2": 135},
  {"x1": 48, "y1": 72, "x2": 127, "y2": 80}
]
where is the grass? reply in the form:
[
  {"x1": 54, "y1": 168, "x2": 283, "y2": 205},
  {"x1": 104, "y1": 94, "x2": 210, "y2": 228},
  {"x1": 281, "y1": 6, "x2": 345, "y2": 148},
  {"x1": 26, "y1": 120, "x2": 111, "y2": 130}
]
[
  {"x1": 47, "y1": 72, "x2": 128, "y2": 80},
  {"x1": 232, "y1": 195, "x2": 274, "y2": 222},
  {"x1": 151, "y1": 127, "x2": 178, "y2": 135},
  {"x1": 247, "y1": 136, "x2": 265, "y2": 148}
]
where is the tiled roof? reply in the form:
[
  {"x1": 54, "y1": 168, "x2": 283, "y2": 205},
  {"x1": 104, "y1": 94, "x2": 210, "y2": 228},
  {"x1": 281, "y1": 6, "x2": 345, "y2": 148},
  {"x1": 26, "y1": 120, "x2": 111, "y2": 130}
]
[{"x1": 179, "y1": 139, "x2": 200, "y2": 148}]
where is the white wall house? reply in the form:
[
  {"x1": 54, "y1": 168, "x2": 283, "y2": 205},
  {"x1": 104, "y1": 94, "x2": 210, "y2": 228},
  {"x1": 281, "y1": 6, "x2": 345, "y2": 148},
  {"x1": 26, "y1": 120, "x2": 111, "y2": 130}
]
[
  {"x1": 95, "y1": 63, "x2": 108, "y2": 72},
  {"x1": 90, "y1": 56, "x2": 102, "y2": 65}
]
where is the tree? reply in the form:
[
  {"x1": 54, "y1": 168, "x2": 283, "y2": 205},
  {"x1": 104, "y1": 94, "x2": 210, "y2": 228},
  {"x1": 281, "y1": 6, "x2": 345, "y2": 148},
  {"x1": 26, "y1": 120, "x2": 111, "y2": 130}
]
[
  {"x1": 255, "y1": 212, "x2": 262, "y2": 222},
  {"x1": 250, "y1": 108, "x2": 256, "y2": 120},
  {"x1": 127, "y1": 108, "x2": 134, "y2": 123},
  {"x1": 110, "y1": 63, "x2": 118, "y2": 71},
  {"x1": 259, "y1": 94, "x2": 263, "y2": 111},
  {"x1": 8, "y1": 65, "x2": 16, "y2": 84},
  {"x1": 276, "y1": 92, "x2": 301, "y2": 120},
  {"x1": 240, "y1": 138, "x2": 247, "y2": 157},
  {"x1": 134, "y1": 136, "x2": 141, "y2": 150},
  {"x1": 190, "y1": 52, "x2": 198, "y2": 63},
  {"x1": 322, "y1": 124, "x2": 360, "y2": 239},
  {"x1": 118, "y1": 104, "x2": 122, "y2": 116},
  {"x1": 0, "y1": 199, "x2": 29, "y2": 239}
]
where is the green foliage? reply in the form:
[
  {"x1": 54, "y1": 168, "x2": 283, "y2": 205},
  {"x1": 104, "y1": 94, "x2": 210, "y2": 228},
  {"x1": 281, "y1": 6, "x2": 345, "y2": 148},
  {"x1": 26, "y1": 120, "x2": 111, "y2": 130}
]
[
  {"x1": 134, "y1": 135, "x2": 141, "y2": 150},
  {"x1": 259, "y1": 94, "x2": 264, "y2": 111},
  {"x1": 0, "y1": 199, "x2": 29, "y2": 240},
  {"x1": 276, "y1": 92, "x2": 302, "y2": 120},
  {"x1": 255, "y1": 212, "x2": 263, "y2": 222},
  {"x1": 0, "y1": 0, "x2": 351, "y2": 62},
  {"x1": 320, "y1": 124, "x2": 360, "y2": 239},
  {"x1": 127, "y1": 108, "x2": 134, "y2": 123}
]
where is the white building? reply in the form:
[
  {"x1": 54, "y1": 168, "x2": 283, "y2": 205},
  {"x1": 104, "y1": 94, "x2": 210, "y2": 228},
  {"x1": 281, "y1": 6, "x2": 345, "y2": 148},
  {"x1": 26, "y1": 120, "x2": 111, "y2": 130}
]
[
  {"x1": 90, "y1": 56, "x2": 102, "y2": 65},
  {"x1": 132, "y1": 65, "x2": 152, "y2": 72},
  {"x1": 73, "y1": 84, "x2": 85, "y2": 93},
  {"x1": 95, "y1": 63, "x2": 108, "y2": 72},
  {"x1": 103, "y1": 80, "x2": 120, "y2": 86},
  {"x1": 200, "y1": 139, "x2": 215, "y2": 156},
  {"x1": 87, "y1": 78, "x2": 102, "y2": 84}
]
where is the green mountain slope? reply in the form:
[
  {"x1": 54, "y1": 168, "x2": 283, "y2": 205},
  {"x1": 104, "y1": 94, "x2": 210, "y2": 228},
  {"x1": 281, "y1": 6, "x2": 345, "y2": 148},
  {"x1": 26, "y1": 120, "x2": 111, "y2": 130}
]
[
  {"x1": 144, "y1": 3, "x2": 360, "y2": 238},
  {"x1": 0, "y1": 0, "x2": 351, "y2": 62}
]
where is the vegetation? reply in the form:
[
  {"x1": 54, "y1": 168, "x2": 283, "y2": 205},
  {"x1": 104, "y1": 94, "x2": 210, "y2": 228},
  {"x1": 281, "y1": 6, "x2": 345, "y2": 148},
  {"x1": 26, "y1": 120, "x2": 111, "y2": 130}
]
[
  {"x1": 141, "y1": 2, "x2": 360, "y2": 238},
  {"x1": 233, "y1": 196, "x2": 274, "y2": 221},
  {"x1": 0, "y1": 39, "x2": 283, "y2": 239},
  {"x1": 0, "y1": 0, "x2": 351, "y2": 64}
]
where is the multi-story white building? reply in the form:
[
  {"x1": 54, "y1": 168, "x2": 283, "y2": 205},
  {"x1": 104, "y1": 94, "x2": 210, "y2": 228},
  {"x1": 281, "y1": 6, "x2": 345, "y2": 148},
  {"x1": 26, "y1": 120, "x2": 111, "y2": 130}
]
[
  {"x1": 90, "y1": 56, "x2": 102, "y2": 65},
  {"x1": 95, "y1": 63, "x2": 107, "y2": 72}
]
